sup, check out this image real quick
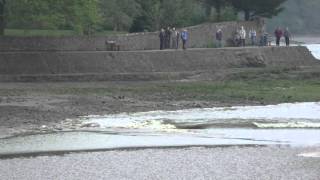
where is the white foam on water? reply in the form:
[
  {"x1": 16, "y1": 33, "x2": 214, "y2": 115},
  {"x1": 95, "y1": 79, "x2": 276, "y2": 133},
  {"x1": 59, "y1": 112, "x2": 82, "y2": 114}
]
[
  {"x1": 80, "y1": 102, "x2": 320, "y2": 130},
  {"x1": 1, "y1": 102, "x2": 320, "y2": 155},
  {"x1": 298, "y1": 152, "x2": 320, "y2": 158},
  {"x1": 305, "y1": 44, "x2": 320, "y2": 60},
  {"x1": 253, "y1": 122, "x2": 320, "y2": 128}
]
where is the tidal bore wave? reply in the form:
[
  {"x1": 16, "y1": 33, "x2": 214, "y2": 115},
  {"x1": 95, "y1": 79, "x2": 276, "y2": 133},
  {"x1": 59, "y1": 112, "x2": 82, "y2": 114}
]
[
  {"x1": 78, "y1": 102, "x2": 320, "y2": 130},
  {"x1": 1, "y1": 102, "x2": 320, "y2": 157}
]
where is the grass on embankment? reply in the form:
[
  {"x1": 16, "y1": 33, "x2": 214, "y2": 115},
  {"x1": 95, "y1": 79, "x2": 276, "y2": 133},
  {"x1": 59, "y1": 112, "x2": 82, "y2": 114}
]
[
  {"x1": 127, "y1": 80, "x2": 320, "y2": 104},
  {"x1": 113, "y1": 67, "x2": 320, "y2": 104},
  {"x1": 1, "y1": 79, "x2": 319, "y2": 105},
  {"x1": 1, "y1": 67, "x2": 320, "y2": 105}
]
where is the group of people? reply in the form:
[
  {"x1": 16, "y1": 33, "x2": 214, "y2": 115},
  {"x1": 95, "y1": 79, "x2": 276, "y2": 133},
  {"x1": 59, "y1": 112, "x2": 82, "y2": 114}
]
[
  {"x1": 159, "y1": 25, "x2": 292, "y2": 50},
  {"x1": 274, "y1": 27, "x2": 291, "y2": 46},
  {"x1": 216, "y1": 26, "x2": 260, "y2": 47},
  {"x1": 159, "y1": 27, "x2": 189, "y2": 50},
  {"x1": 231, "y1": 26, "x2": 254, "y2": 47},
  {"x1": 224, "y1": 26, "x2": 292, "y2": 47},
  {"x1": 234, "y1": 27, "x2": 268, "y2": 47}
]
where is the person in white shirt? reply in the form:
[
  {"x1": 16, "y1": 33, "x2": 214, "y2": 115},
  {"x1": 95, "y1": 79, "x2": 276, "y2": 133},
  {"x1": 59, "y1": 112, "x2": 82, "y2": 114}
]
[{"x1": 239, "y1": 26, "x2": 246, "y2": 47}]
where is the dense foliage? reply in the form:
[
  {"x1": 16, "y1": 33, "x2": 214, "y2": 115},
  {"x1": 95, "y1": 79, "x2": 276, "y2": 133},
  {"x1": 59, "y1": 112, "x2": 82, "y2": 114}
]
[
  {"x1": 1, "y1": 0, "x2": 289, "y2": 35},
  {"x1": 228, "y1": 0, "x2": 286, "y2": 20},
  {"x1": 0, "y1": 0, "x2": 6, "y2": 35}
]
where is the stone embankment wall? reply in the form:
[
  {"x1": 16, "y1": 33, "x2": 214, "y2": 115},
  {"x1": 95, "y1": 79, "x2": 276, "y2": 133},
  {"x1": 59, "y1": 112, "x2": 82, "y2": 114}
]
[
  {"x1": 0, "y1": 20, "x2": 264, "y2": 51},
  {"x1": 0, "y1": 46, "x2": 317, "y2": 82}
]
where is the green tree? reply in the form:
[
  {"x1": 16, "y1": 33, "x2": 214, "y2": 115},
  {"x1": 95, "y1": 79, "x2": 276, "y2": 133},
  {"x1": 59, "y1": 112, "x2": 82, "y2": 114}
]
[
  {"x1": 201, "y1": 0, "x2": 228, "y2": 21},
  {"x1": 130, "y1": 0, "x2": 161, "y2": 32},
  {"x1": 159, "y1": 0, "x2": 182, "y2": 27},
  {"x1": 6, "y1": 0, "x2": 100, "y2": 35},
  {"x1": 229, "y1": 0, "x2": 287, "y2": 20},
  {"x1": 64, "y1": 0, "x2": 100, "y2": 35},
  {"x1": 6, "y1": 0, "x2": 60, "y2": 29},
  {"x1": 159, "y1": 0, "x2": 206, "y2": 28},
  {"x1": 0, "y1": 0, "x2": 6, "y2": 35},
  {"x1": 175, "y1": 0, "x2": 206, "y2": 27},
  {"x1": 100, "y1": 0, "x2": 141, "y2": 31}
]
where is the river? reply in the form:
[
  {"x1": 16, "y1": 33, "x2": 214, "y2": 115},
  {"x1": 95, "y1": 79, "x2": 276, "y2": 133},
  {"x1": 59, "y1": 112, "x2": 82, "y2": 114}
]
[
  {"x1": 1, "y1": 102, "x2": 320, "y2": 157},
  {"x1": 0, "y1": 45, "x2": 320, "y2": 158}
]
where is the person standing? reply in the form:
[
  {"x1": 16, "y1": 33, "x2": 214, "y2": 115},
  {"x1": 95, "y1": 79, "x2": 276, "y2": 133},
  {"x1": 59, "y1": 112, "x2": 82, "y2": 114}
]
[
  {"x1": 164, "y1": 27, "x2": 172, "y2": 49},
  {"x1": 274, "y1": 27, "x2": 283, "y2": 46},
  {"x1": 171, "y1": 27, "x2": 180, "y2": 49},
  {"x1": 216, "y1": 28, "x2": 223, "y2": 48},
  {"x1": 268, "y1": 33, "x2": 273, "y2": 46},
  {"x1": 239, "y1": 26, "x2": 246, "y2": 47},
  {"x1": 159, "y1": 28, "x2": 165, "y2": 50},
  {"x1": 284, "y1": 27, "x2": 291, "y2": 46},
  {"x1": 181, "y1": 29, "x2": 188, "y2": 50},
  {"x1": 233, "y1": 29, "x2": 241, "y2": 47},
  {"x1": 249, "y1": 29, "x2": 257, "y2": 46}
]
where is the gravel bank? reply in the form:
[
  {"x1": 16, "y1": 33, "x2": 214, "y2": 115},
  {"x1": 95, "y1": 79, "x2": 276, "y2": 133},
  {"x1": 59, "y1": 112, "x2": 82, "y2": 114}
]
[{"x1": 0, "y1": 146, "x2": 319, "y2": 180}]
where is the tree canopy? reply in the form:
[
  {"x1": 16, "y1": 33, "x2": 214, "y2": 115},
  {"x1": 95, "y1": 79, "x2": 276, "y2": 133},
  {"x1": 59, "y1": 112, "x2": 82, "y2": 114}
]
[
  {"x1": 0, "y1": 0, "x2": 288, "y2": 36},
  {"x1": 0, "y1": 0, "x2": 6, "y2": 35},
  {"x1": 229, "y1": 0, "x2": 287, "y2": 20},
  {"x1": 201, "y1": 0, "x2": 228, "y2": 21}
]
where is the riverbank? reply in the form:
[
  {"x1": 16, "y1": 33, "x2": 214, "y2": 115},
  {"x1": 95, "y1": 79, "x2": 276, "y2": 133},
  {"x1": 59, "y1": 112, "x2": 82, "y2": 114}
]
[
  {"x1": 1, "y1": 65, "x2": 320, "y2": 137},
  {"x1": 1, "y1": 54, "x2": 320, "y2": 180}
]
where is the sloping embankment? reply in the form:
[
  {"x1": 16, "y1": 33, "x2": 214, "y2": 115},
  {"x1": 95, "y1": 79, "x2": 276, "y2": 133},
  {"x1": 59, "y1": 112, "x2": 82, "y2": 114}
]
[{"x1": 0, "y1": 46, "x2": 317, "y2": 82}]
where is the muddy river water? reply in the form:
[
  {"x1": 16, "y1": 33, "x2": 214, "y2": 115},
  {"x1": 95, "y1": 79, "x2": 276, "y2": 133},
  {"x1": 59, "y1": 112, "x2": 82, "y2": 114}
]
[
  {"x1": 1, "y1": 102, "x2": 320, "y2": 157},
  {"x1": 0, "y1": 45, "x2": 320, "y2": 158}
]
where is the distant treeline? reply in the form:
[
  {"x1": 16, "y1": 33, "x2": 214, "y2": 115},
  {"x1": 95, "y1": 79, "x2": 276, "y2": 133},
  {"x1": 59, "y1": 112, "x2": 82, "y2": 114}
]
[{"x1": 0, "y1": 0, "x2": 287, "y2": 35}]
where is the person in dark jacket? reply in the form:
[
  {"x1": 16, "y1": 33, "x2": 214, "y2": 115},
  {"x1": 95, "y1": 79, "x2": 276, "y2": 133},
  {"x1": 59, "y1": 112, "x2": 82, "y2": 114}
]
[
  {"x1": 164, "y1": 27, "x2": 171, "y2": 49},
  {"x1": 159, "y1": 28, "x2": 165, "y2": 50},
  {"x1": 274, "y1": 27, "x2": 283, "y2": 46},
  {"x1": 171, "y1": 27, "x2": 180, "y2": 49},
  {"x1": 284, "y1": 27, "x2": 291, "y2": 46},
  {"x1": 233, "y1": 29, "x2": 241, "y2": 47}
]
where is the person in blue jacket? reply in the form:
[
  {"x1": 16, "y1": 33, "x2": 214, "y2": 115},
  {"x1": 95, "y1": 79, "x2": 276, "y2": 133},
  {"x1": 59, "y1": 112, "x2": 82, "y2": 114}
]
[{"x1": 181, "y1": 29, "x2": 188, "y2": 50}]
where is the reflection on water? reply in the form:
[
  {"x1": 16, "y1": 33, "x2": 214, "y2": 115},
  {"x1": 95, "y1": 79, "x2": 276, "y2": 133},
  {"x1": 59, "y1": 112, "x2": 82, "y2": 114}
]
[{"x1": 1, "y1": 102, "x2": 320, "y2": 156}]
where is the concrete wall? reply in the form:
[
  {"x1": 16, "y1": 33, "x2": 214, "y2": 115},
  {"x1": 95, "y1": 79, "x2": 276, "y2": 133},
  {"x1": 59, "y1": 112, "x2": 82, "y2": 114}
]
[
  {"x1": 0, "y1": 47, "x2": 316, "y2": 82},
  {"x1": 0, "y1": 20, "x2": 264, "y2": 52}
]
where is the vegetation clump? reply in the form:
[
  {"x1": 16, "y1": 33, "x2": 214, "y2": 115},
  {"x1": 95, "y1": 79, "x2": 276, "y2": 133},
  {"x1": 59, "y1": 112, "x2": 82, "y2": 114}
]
[{"x1": 0, "y1": 0, "x2": 288, "y2": 36}]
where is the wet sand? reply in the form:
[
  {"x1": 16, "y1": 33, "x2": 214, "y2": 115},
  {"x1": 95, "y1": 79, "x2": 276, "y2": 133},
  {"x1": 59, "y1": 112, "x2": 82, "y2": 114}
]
[{"x1": 0, "y1": 146, "x2": 319, "y2": 180}]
